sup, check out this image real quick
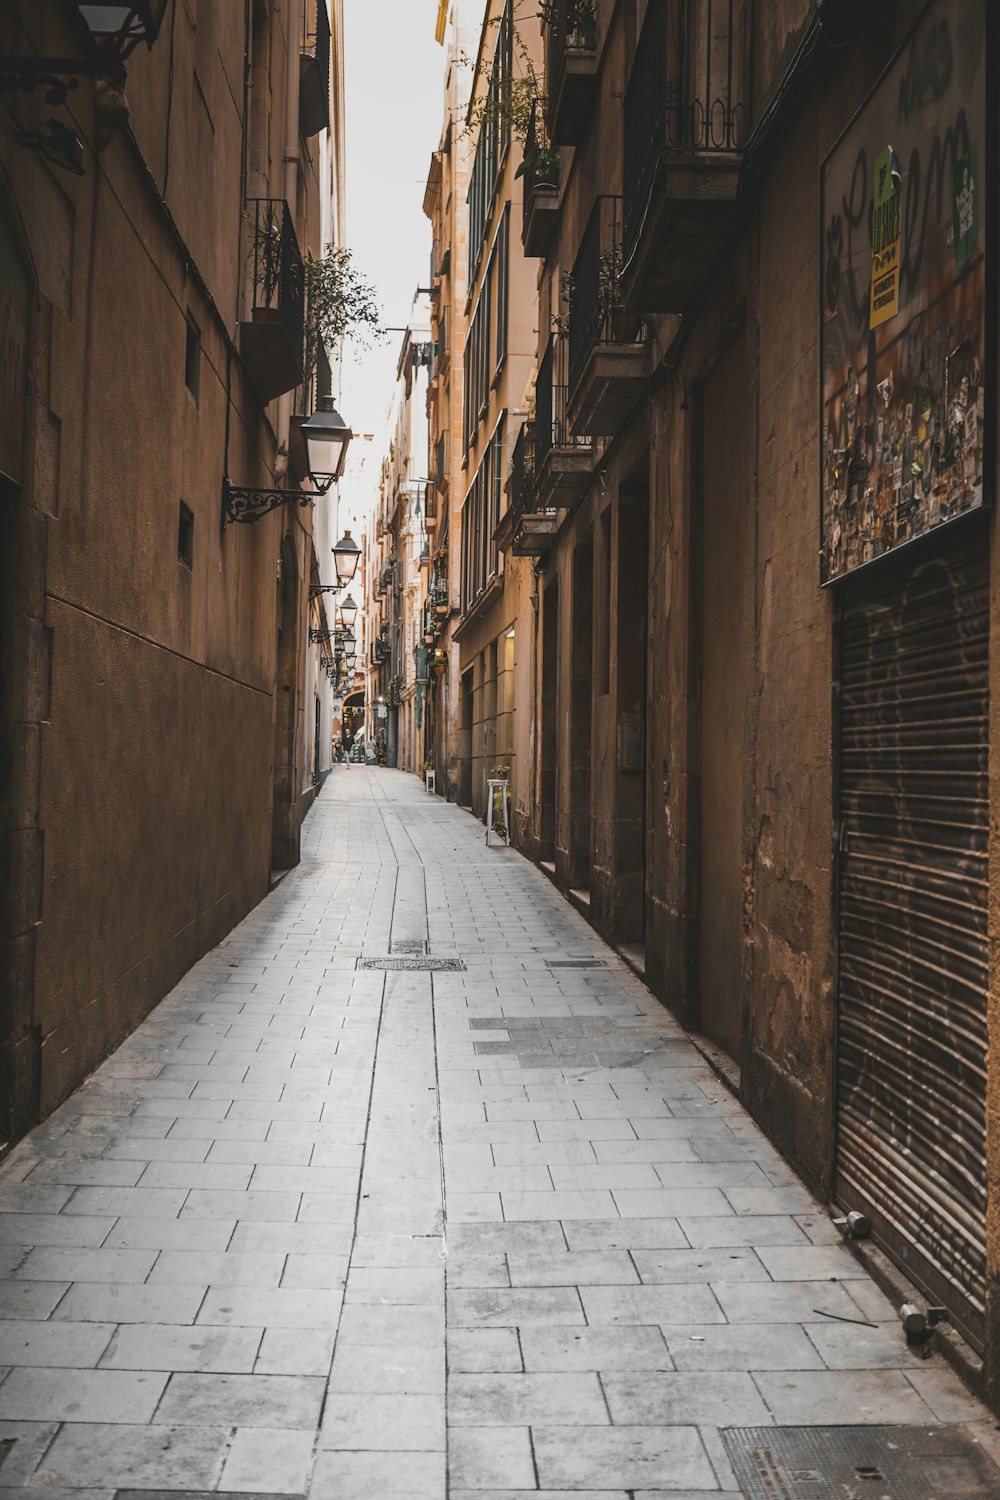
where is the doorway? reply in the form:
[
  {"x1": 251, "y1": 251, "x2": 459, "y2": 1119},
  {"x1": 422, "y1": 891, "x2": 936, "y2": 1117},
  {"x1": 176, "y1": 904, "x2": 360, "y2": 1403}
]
[
  {"x1": 614, "y1": 488, "x2": 649, "y2": 953},
  {"x1": 570, "y1": 533, "x2": 594, "y2": 890},
  {"x1": 458, "y1": 667, "x2": 474, "y2": 807},
  {"x1": 835, "y1": 528, "x2": 989, "y2": 1352},
  {"x1": 540, "y1": 578, "x2": 559, "y2": 863}
]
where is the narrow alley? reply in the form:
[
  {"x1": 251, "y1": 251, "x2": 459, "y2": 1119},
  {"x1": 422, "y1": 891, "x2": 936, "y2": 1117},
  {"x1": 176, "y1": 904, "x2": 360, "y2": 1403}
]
[{"x1": 0, "y1": 770, "x2": 996, "y2": 1498}]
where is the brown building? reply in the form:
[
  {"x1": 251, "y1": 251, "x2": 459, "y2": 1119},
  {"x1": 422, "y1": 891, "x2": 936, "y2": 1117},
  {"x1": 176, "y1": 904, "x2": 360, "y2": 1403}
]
[
  {"x1": 433, "y1": 0, "x2": 1000, "y2": 1407},
  {"x1": 0, "y1": 2, "x2": 346, "y2": 1145}
]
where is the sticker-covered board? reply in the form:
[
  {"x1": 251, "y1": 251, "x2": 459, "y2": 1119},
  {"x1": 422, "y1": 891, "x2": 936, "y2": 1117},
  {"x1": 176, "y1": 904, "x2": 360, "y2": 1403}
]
[{"x1": 821, "y1": 0, "x2": 988, "y2": 584}]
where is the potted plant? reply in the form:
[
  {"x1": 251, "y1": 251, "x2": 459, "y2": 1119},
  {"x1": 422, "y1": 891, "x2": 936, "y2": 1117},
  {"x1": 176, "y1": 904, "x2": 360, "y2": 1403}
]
[{"x1": 488, "y1": 762, "x2": 511, "y2": 837}]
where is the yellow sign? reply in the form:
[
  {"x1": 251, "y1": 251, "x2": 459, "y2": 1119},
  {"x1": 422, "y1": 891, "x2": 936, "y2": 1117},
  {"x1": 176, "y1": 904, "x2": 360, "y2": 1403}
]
[{"x1": 870, "y1": 147, "x2": 900, "y2": 328}]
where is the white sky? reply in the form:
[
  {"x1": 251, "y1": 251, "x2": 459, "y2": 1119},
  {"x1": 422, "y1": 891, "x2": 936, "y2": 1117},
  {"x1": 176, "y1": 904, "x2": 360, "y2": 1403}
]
[{"x1": 342, "y1": 0, "x2": 446, "y2": 450}]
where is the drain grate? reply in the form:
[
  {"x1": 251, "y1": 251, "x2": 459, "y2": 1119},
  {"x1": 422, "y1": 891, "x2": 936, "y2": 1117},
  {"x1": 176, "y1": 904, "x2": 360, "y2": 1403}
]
[
  {"x1": 391, "y1": 939, "x2": 427, "y2": 954},
  {"x1": 723, "y1": 1425, "x2": 1000, "y2": 1498},
  {"x1": 545, "y1": 958, "x2": 607, "y2": 969},
  {"x1": 355, "y1": 956, "x2": 467, "y2": 972}
]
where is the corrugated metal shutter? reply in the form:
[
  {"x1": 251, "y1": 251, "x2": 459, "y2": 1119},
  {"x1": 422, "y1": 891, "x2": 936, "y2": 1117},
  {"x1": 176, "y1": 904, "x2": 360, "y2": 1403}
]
[{"x1": 835, "y1": 526, "x2": 989, "y2": 1352}]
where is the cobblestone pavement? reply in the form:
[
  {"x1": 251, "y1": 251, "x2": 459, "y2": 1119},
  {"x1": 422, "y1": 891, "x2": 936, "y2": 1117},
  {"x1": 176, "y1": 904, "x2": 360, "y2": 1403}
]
[{"x1": 0, "y1": 768, "x2": 995, "y2": 1497}]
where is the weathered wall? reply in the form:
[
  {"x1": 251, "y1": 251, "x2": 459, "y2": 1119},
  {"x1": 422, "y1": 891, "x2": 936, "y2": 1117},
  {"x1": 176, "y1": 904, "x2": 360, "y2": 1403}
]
[{"x1": 0, "y1": 1, "x2": 327, "y2": 1139}]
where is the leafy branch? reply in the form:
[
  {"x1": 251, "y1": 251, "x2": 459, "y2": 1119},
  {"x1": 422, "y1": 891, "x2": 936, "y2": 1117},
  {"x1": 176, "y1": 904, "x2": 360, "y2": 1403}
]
[{"x1": 304, "y1": 246, "x2": 384, "y2": 382}]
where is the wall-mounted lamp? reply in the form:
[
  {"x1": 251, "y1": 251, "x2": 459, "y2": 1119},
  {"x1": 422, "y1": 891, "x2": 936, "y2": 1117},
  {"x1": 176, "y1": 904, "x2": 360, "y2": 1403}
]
[
  {"x1": 223, "y1": 397, "x2": 354, "y2": 526},
  {"x1": 332, "y1": 530, "x2": 361, "y2": 587},
  {"x1": 1, "y1": 3, "x2": 168, "y2": 103}
]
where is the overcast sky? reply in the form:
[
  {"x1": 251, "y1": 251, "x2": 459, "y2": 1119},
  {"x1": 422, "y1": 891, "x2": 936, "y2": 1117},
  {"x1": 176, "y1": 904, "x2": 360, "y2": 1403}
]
[{"x1": 342, "y1": 0, "x2": 445, "y2": 452}]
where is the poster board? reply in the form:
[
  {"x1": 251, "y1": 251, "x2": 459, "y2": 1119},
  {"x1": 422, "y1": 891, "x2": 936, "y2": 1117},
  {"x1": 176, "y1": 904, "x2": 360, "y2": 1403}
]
[{"x1": 820, "y1": 0, "x2": 990, "y2": 584}]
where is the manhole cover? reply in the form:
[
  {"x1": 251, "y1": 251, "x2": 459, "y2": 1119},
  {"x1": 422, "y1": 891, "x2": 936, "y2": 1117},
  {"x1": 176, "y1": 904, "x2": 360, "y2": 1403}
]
[
  {"x1": 391, "y1": 939, "x2": 427, "y2": 954},
  {"x1": 355, "y1": 956, "x2": 467, "y2": 971},
  {"x1": 545, "y1": 958, "x2": 606, "y2": 969},
  {"x1": 723, "y1": 1425, "x2": 1000, "y2": 1498}
]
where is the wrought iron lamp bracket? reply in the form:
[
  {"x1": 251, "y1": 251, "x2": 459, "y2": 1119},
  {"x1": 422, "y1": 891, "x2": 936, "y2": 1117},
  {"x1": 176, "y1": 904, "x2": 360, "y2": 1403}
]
[
  {"x1": 222, "y1": 473, "x2": 333, "y2": 526},
  {"x1": 308, "y1": 583, "x2": 343, "y2": 598}
]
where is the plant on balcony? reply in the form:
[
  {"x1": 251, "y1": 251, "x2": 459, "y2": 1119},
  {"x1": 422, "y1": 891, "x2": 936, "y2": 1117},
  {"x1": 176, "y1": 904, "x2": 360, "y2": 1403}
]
[
  {"x1": 539, "y1": 0, "x2": 597, "y2": 48},
  {"x1": 598, "y1": 244, "x2": 640, "y2": 343},
  {"x1": 386, "y1": 676, "x2": 401, "y2": 709},
  {"x1": 302, "y1": 246, "x2": 383, "y2": 383}
]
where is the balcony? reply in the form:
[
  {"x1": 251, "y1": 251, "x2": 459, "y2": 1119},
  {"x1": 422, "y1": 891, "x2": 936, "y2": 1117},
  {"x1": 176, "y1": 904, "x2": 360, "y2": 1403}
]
[
  {"x1": 535, "y1": 338, "x2": 592, "y2": 507},
  {"x1": 300, "y1": 0, "x2": 331, "y2": 137},
  {"x1": 239, "y1": 200, "x2": 305, "y2": 404},
  {"x1": 500, "y1": 423, "x2": 557, "y2": 558},
  {"x1": 521, "y1": 102, "x2": 560, "y2": 258},
  {"x1": 621, "y1": 0, "x2": 748, "y2": 314},
  {"x1": 567, "y1": 197, "x2": 649, "y2": 437},
  {"x1": 545, "y1": 0, "x2": 598, "y2": 146}
]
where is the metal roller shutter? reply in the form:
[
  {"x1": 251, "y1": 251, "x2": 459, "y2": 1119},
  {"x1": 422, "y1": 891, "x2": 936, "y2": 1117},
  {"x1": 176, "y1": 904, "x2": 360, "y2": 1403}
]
[{"x1": 835, "y1": 526, "x2": 989, "y2": 1352}]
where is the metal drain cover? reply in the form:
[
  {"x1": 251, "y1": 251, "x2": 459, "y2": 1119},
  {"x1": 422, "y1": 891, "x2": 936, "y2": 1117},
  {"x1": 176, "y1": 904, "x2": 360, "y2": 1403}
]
[
  {"x1": 545, "y1": 958, "x2": 606, "y2": 969},
  {"x1": 723, "y1": 1425, "x2": 1000, "y2": 1498},
  {"x1": 355, "y1": 956, "x2": 467, "y2": 971},
  {"x1": 391, "y1": 939, "x2": 427, "y2": 954}
]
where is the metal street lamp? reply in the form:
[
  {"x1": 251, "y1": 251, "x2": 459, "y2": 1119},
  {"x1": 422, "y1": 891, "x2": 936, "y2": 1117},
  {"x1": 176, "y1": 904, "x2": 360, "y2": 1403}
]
[
  {"x1": 300, "y1": 396, "x2": 353, "y2": 487},
  {"x1": 1, "y1": 3, "x2": 168, "y2": 102},
  {"x1": 338, "y1": 594, "x2": 358, "y2": 631},
  {"x1": 332, "y1": 530, "x2": 360, "y2": 587},
  {"x1": 338, "y1": 628, "x2": 357, "y2": 656},
  {"x1": 77, "y1": 4, "x2": 169, "y2": 48}
]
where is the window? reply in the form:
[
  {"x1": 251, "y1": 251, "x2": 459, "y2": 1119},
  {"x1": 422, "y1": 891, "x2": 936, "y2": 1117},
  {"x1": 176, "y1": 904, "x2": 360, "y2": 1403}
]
[
  {"x1": 467, "y1": 0, "x2": 512, "y2": 282},
  {"x1": 460, "y1": 418, "x2": 506, "y2": 615},
  {"x1": 598, "y1": 506, "x2": 611, "y2": 694},
  {"x1": 494, "y1": 205, "x2": 509, "y2": 375},
  {"x1": 184, "y1": 313, "x2": 201, "y2": 402},
  {"x1": 178, "y1": 503, "x2": 194, "y2": 568},
  {"x1": 463, "y1": 292, "x2": 492, "y2": 456}
]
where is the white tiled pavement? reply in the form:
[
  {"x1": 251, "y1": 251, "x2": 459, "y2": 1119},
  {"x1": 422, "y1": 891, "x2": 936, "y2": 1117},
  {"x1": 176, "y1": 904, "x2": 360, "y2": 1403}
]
[{"x1": 0, "y1": 767, "x2": 994, "y2": 1497}]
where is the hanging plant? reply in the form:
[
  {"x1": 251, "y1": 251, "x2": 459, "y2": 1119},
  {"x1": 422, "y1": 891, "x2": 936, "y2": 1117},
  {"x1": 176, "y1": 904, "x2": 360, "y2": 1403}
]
[{"x1": 303, "y1": 247, "x2": 384, "y2": 383}]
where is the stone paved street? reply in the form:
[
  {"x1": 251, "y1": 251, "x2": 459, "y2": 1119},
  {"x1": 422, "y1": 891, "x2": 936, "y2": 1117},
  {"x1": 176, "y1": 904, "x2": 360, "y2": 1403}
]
[{"x1": 0, "y1": 768, "x2": 995, "y2": 1497}]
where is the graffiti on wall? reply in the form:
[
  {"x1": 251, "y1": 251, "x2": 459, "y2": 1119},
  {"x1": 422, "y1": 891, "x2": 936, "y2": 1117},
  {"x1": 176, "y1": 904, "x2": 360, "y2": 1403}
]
[{"x1": 820, "y1": 0, "x2": 988, "y2": 584}]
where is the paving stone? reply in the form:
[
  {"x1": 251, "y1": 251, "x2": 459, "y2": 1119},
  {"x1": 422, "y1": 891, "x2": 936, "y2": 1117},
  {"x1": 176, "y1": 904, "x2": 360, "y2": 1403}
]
[
  {"x1": 0, "y1": 1366, "x2": 168, "y2": 1422},
  {"x1": 0, "y1": 1281, "x2": 69, "y2": 1319},
  {"x1": 449, "y1": 1371, "x2": 609, "y2": 1425},
  {"x1": 148, "y1": 1250, "x2": 286, "y2": 1286},
  {"x1": 520, "y1": 1325, "x2": 672, "y2": 1372},
  {"x1": 532, "y1": 1425, "x2": 717, "y2": 1491},
  {"x1": 506, "y1": 1250, "x2": 640, "y2": 1286},
  {"x1": 12, "y1": 1247, "x2": 157, "y2": 1283},
  {"x1": 0, "y1": 1319, "x2": 114, "y2": 1367},
  {"x1": 329, "y1": 1340, "x2": 445, "y2": 1391},
  {"x1": 603, "y1": 1371, "x2": 772, "y2": 1425},
  {"x1": 632, "y1": 1246, "x2": 769, "y2": 1283},
  {"x1": 448, "y1": 1426, "x2": 535, "y2": 1488},
  {"x1": 100, "y1": 1323, "x2": 261, "y2": 1373},
  {"x1": 34, "y1": 1421, "x2": 231, "y2": 1489},
  {"x1": 53, "y1": 1283, "x2": 206, "y2": 1325},
  {"x1": 256, "y1": 1327, "x2": 335, "y2": 1377},
  {"x1": 753, "y1": 1368, "x2": 937, "y2": 1423},
  {"x1": 580, "y1": 1284, "x2": 726, "y2": 1326},
  {"x1": 155, "y1": 1371, "x2": 325, "y2": 1427},
  {"x1": 218, "y1": 1426, "x2": 315, "y2": 1494},
  {"x1": 449, "y1": 1287, "x2": 584, "y2": 1327},
  {"x1": 311, "y1": 1449, "x2": 445, "y2": 1499},
  {"x1": 447, "y1": 1328, "x2": 523, "y2": 1373},
  {"x1": 320, "y1": 1392, "x2": 446, "y2": 1450}
]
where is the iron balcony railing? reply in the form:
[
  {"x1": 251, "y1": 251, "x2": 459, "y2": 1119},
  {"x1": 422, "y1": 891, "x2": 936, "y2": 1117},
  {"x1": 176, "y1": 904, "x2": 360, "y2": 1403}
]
[
  {"x1": 568, "y1": 195, "x2": 644, "y2": 393},
  {"x1": 509, "y1": 422, "x2": 536, "y2": 531},
  {"x1": 536, "y1": 337, "x2": 589, "y2": 470},
  {"x1": 245, "y1": 198, "x2": 305, "y2": 376},
  {"x1": 521, "y1": 99, "x2": 560, "y2": 204},
  {"x1": 623, "y1": 0, "x2": 749, "y2": 255}
]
